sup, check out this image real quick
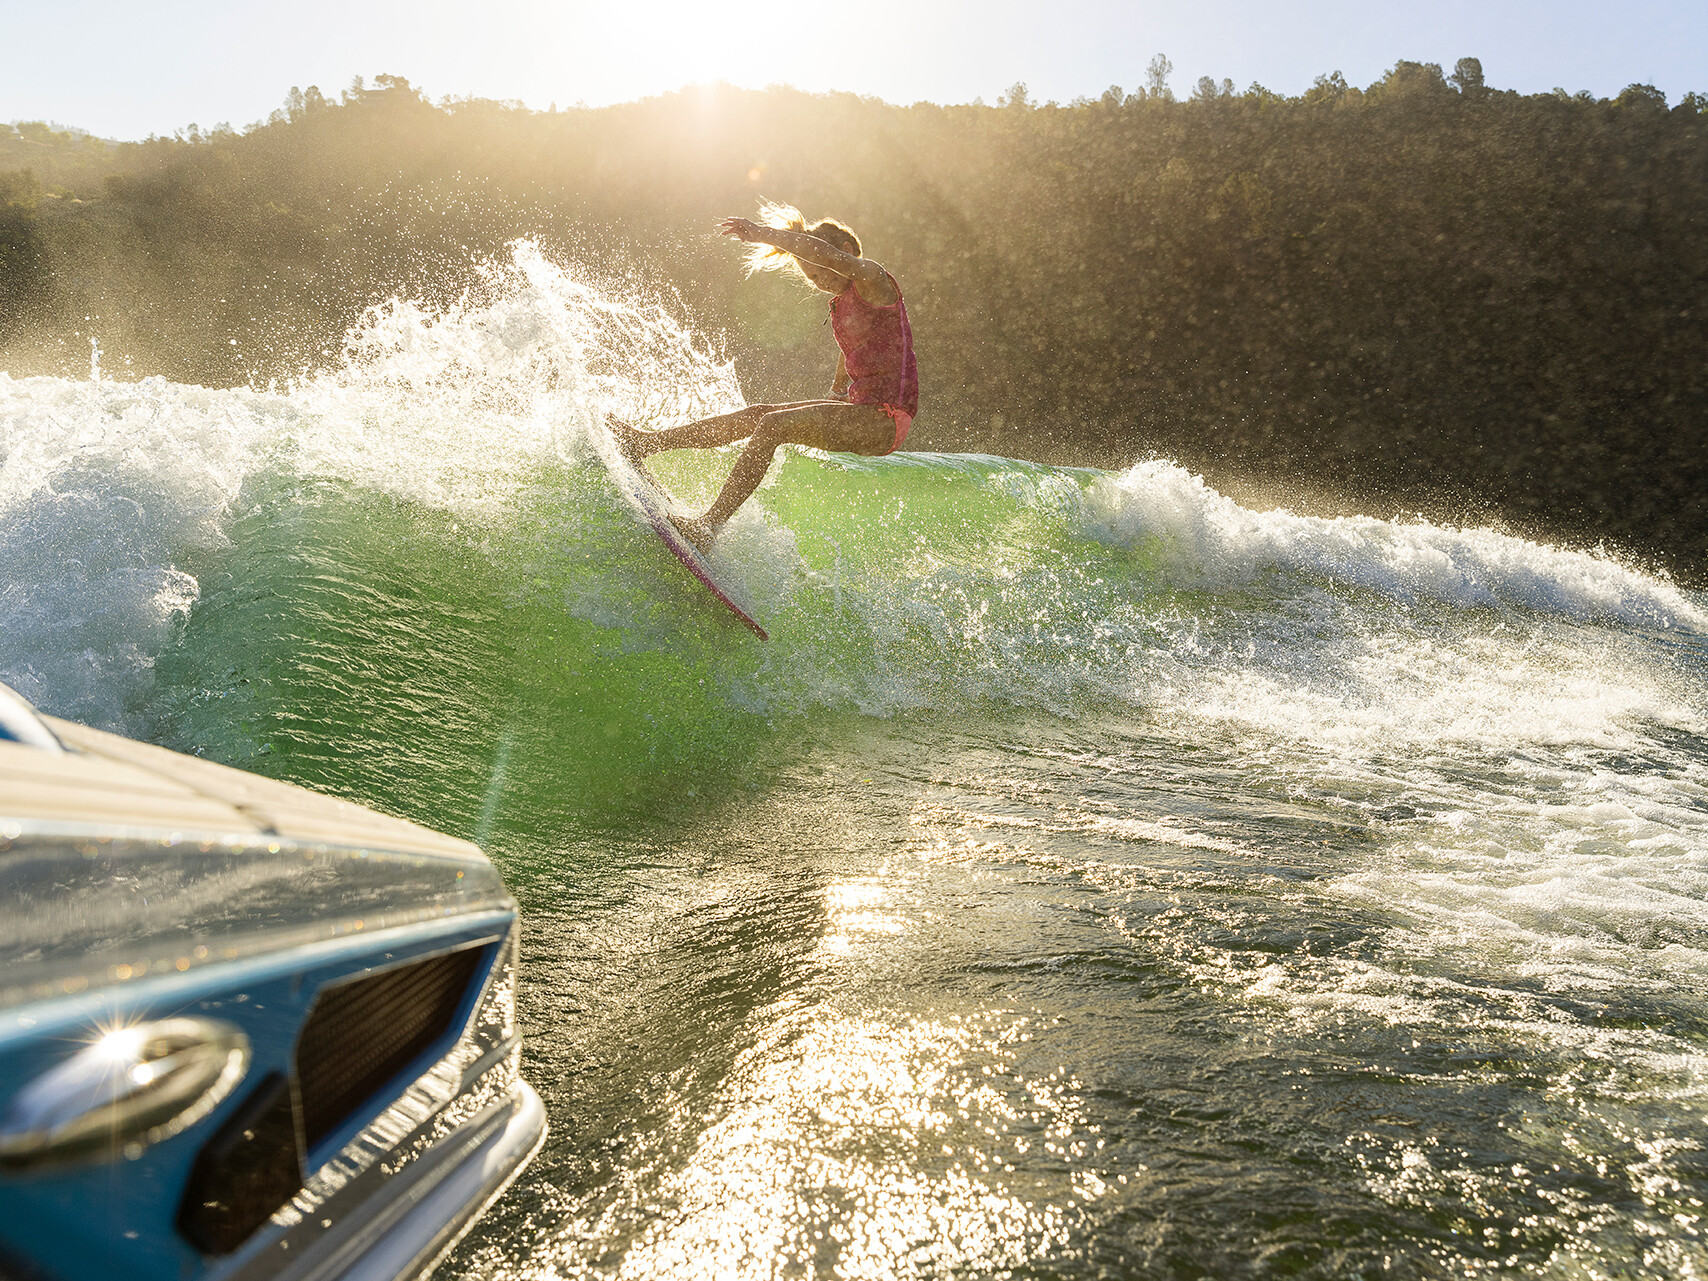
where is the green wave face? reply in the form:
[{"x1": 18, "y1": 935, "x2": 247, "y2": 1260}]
[
  {"x1": 149, "y1": 464, "x2": 771, "y2": 838},
  {"x1": 153, "y1": 447, "x2": 1702, "y2": 831},
  {"x1": 140, "y1": 449, "x2": 1134, "y2": 837}
]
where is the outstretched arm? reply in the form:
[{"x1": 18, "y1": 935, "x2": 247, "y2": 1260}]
[{"x1": 719, "y1": 217, "x2": 899, "y2": 306}]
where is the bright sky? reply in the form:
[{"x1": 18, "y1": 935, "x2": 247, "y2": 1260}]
[{"x1": 7, "y1": 0, "x2": 1707, "y2": 140}]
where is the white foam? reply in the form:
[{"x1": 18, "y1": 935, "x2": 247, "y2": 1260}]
[
  {"x1": 1086, "y1": 460, "x2": 1707, "y2": 632},
  {"x1": 1330, "y1": 753, "x2": 1708, "y2": 982},
  {"x1": 242, "y1": 241, "x2": 743, "y2": 517},
  {"x1": 1174, "y1": 623, "x2": 1704, "y2": 754},
  {"x1": 0, "y1": 241, "x2": 747, "y2": 729},
  {"x1": 0, "y1": 374, "x2": 265, "y2": 728}
]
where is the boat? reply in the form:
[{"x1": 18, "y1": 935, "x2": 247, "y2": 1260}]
[{"x1": 0, "y1": 681, "x2": 545, "y2": 1281}]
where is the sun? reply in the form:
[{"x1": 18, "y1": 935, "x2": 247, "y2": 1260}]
[{"x1": 513, "y1": 0, "x2": 856, "y2": 107}]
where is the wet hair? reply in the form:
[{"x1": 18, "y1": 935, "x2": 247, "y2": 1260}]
[{"x1": 744, "y1": 200, "x2": 862, "y2": 286}]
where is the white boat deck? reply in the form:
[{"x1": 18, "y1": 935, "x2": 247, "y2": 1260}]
[{"x1": 1, "y1": 718, "x2": 480, "y2": 859}]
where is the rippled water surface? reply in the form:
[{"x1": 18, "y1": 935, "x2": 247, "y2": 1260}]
[{"x1": 3, "y1": 246, "x2": 1705, "y2": 1278}]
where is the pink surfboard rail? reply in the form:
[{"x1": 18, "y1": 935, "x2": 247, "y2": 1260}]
[{"x1": 595, "y1": 413, "x2": 769, "y2": 641}]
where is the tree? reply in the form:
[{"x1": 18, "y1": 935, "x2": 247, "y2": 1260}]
[
  {"x1": 0, "y1": 168, "x2": 42, "y2": 209},
  {"x1": 1450, "y1": 57, "x2": 1485, "y2": 96},
  {"x1": 1305, "y1": 71, "x2": 1350, "y2": 105},
  {"x1": 1616, "y1": 83, "x2": 1668, "y2": 110},
  {"x1": 1145, "y1": 55, "x2": 1174, "y2": 102},
  {"x1": 372, "y1": 74, "x2": 425, "y2": 102},
  {"x1": 0, "y1": 168, "x2": 46, "y2": 332},
  {"x1": 1369, "y1": 60, "x2": 1452, "y2": 102},
  {"x1": 17, "y1": 121, "x2": 67, "y2": 145}
]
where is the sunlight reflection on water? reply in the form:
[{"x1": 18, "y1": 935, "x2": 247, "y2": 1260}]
[{"x1": 522, "y1": 1006, "x2": 1095, "y2": 1279}]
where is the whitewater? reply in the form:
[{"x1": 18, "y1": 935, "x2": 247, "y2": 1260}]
[{"x1": 3, "y1": 243, "x2": 1705, "y2": 1279}]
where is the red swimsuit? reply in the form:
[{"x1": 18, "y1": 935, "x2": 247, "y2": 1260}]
[{"x1": 830, "y1": 270, "x2": 919, "y2": 451}]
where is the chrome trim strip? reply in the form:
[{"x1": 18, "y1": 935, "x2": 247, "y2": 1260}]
[
  {"x1": 0, "y1": 818, "x2": 488, "y2": 862},
  {"x1": 0, "y1": 913, "x2": 515, "y2": 1042},
  {"x1": 0, "y1": 830, "x2": 511, "y2": 1012},
  {"x1": 260, "y1": 1081, "x2": 545, "y2": 1281},
  {"x1": 342, "y1": 1080, "x2": 545, "y2": 1281}
]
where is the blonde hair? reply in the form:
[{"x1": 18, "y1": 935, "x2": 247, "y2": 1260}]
[{"x1": 744, "y1": 200, "x2": 862, "y2": 285}]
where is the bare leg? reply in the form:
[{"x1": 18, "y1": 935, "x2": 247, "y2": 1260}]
[
  {"x1": 670, "y1": 401, "x2": 896, "y2": 549},
  {"x1": 616, "y1": 402, "x2": 831, "y2": 460}
]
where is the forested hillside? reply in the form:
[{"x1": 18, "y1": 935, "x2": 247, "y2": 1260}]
[{"x1": 3, "y1": 62, "x2": 1706, "y2": 577}]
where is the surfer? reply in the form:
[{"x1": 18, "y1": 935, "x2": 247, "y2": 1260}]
[{"x1": 611, "y1": 203, "x2": 919, "y2": 550}]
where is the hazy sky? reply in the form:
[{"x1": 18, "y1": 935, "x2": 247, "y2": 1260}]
[{"x1": 7, "y1": 0, "x2": 1707, "y2": 140}]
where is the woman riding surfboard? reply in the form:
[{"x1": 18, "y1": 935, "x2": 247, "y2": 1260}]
[{"x1": 612, "y1": 203, "x2": 919, "y2": 550}]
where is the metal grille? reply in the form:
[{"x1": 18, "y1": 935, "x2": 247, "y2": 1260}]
[
  {"x1": 178, "y1": 1073, "x2": 303, "y2": 1255},
  {"x1": 177, "y1": 943, "x2": 488, "y2": 1255},
  {"x1": 296, "y1": 945, "x2": 487, "y2": 1147}
]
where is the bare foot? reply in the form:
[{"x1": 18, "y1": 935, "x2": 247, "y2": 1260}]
[
  {"x1": 607, "y1": 414, "x2": 647, "y2": 464},
  {"x1": 669, "y1": 511, "x2": 718, "y2": 553}
]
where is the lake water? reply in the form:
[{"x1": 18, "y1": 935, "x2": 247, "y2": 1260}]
[{"x1": 4, "y1": 245, "x2": 1705, "y2": 1279}]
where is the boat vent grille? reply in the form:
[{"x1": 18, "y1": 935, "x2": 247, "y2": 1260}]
[
  {"x1": 178, "y1": 1073, "x2": 302, "y2": 1256},
  {"x1": 297, "y1": 945, "x2": 486, "y2": 1148},
  {"x1": 178, "y1": 944, "x2": 488, "y2": 1255}
]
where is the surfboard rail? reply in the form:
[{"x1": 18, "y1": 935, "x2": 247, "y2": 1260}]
[{"x1": 593, "y1": 413, "x2": 769, "y2": 641}]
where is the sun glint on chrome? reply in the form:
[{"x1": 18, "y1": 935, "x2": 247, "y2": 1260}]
[{"x1": 0, "y1": 1018, "x2": 250, "y2": 1168}]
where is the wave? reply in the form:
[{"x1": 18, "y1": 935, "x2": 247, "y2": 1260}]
[
  {"x1": 1087, "y1": 460, "x2": 1703, "y2": 631},
  {"x1": 2, "y1": 241, "x2": 1703, "y2": 768}
]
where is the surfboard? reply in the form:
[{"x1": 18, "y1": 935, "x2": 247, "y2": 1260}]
[{"x1": 592, "y1": 412, "x2": 769, "y2": 641}]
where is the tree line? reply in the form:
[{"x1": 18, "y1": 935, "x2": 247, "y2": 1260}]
[{"x1": 3, "y1": 60, "x2": 1706, "y2": 578}]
